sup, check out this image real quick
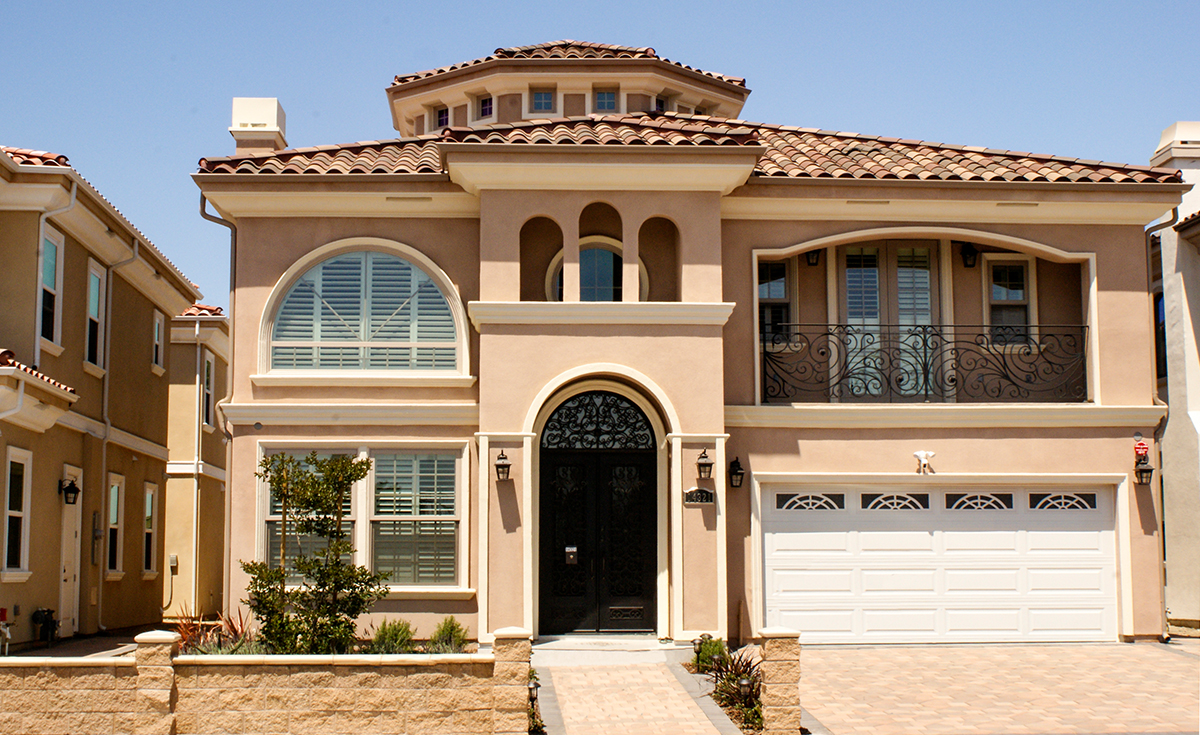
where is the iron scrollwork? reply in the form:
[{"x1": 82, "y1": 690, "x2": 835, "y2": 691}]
[{"x1": 542, "y1": 392, "x2": 656, "y2": 450}]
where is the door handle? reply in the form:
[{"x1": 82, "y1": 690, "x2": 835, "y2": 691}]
[{"x1": 565, "y1": 546, "x2": 578, "y2": 565}]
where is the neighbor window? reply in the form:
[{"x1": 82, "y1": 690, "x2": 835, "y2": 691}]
[
  {"x1": 202, "y1": 351, "x2": 215, "y2": 425},
  {"x1": 86, "y1": 259, "x2": 106, "y2": 366},
  {"x1": 532, "y1": 91, "x2": 554, "y2": 112},
  {"x1": 152, "y1": 311, "x2": 165, "y2": 369},
  {"x1": 4, "y1": 448, "x2": 32, "y2": 573},
  {"x1": 270, "y1": 250, "x2": 458, "y2": 371},
  {"x1": 435, "y1": 107, "x2": 449, "y2": 128},
  {"x1": 478, "y1": 96, "x2": 493, "y2": 118},
  {"x1": 758, "y1": 261, "x2": 790, "y2": 337},
  {"x1": 107, "y1": 474, "x2": 124, "y2": 574},
  {"x1": 39, "y1": 228, "x2": 64, "y2": 344},
  {"x1": 988, "y1": 260, "x2": 1031, "y2": 344},
  {"x1": 594, "y1": 91, "x2": 616, "y2": 112},
  {"x1": 371, "y1": 452, "x2": 459, "y2": 585},
  {"x1": 143, "y1": 483, "x2": 157, "y2": 574},
  {"x1": 655, "y1": 96, "x2": 667, "y2": 112},
  {"x1": 1155, "y1": 293, "x2": 1167, "y2": 380}
]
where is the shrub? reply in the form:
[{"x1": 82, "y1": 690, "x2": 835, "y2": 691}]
[
  {"x1": 708, "y1": 647, "x2": 763, "y2": 731},
  {"x1": 695, "y1": 636, "x2": 728, "y2": 673},
  {"x1": 528, "y1": 667, "x2": 546, "y2": 734},
  {"x1": 364, "y1": 618, "x2": 416, "y2": 654},
  {"x1": 427, "y1": 615, "x2": 469, "y2": 653}
]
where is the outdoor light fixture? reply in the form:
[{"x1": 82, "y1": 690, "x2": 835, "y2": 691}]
[
  {"x1": 738, "y1": 677, "x2": 752, "y2": 699},
  {"x1": 805, "y1": 249, "x2": 821, "y2": 267},
  {"x1": 692, "y1": 637, "x2": 703, "y2": 668},
  {"x1": 696, "y1": 449, "x2": 714, "y2": 479},
  {"x1": 59, "y1": 479, "x2": 80, "y2": 505},
  {"x1": 1134, "y1": 439, "x2": 1154, "y2": 485},
  {"x1": 959, "y1": 242, "x2": 979, "y2": 269},
  {"x1": 527, "y1": 679, "x2": 539, "y2": 703},
  {"x1": 729, "y1": 457, "x2": 745, "y2": 488},
  {"x1": 494, "y1": 450, "x2": 512, "y2": 481}
]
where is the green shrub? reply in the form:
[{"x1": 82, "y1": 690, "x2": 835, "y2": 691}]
[
  {"x1": 695, "y1": 636, "x2": 728, "y2": 673},
  {"x1": 427, "y1": 615, "x2": 469, "y2": 653},
  {"x1": 365, "y1": 618, "x2": 416, "y2": 654},
  {"x1": 709, "y1": 647, "x2": 763, "y2": 731},
  {"x1": 528, "y1": 668, "x2": 546, "y2": 734}
]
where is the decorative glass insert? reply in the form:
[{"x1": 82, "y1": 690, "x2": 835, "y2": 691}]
[
  {"x1": 1030, "y1": 492, "x2": 1097, "y2": 510},
  {"x1": 776, "y1": 493, "x2": 844, "y2": 510},
  {"x1": 372, "y1": 453, "x2": 457, "y2": 585},
  {"x1": 541, "y1": 391, "x2": 655, "y2": 450},
  {"x1": 946, "y1": 493, "x2": 1013, "y2": 510},
  {"x1": 862, "y1": 493, "x2": 929, "y2": 510},
  {"x1": 271, "y1": 251, "x2": 456, "y2": 371}
]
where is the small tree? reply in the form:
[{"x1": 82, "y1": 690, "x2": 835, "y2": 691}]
[{"x1": 241, "y1": 452, "x2": 388, "y2": 654}]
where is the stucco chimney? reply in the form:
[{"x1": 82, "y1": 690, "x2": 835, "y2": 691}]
[
  {"x1": 1151, "y1": 121, "x2": 1200, "y2": 218},
  {"x1": 229, "y1": 98, "x2": 287, "y2": 156}
]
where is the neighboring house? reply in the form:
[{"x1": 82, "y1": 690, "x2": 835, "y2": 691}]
[
  {"x1": 163, "y1": 304, "x2": 229, "y2": 620},
  {"x1": 195, "y1": 41, "x2": 1187, "y2": 645},
  {"x1": 1, "y1": 146, "x2": 202, "y2": 647},
  {"x1": 1149, "y1": 122, "x2": 1200, "y2": 636}
]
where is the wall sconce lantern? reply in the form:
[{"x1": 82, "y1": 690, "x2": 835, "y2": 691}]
[
  {"x1": 1134, "y1": 440, "x2": 1154, "y2": 485},
  {"x1": 696, "y1": 449, "x2": 714, "y2": 479},
  {"x1": 59, "y1": 479, "x2": 81, "y2": 505},
  {"x1": 527, "y1": 679, "x2": 539, "y2": 703},
  {"x1": 805, "y1": 249, "x2": 821, "y2": 267},
  {"x1": 494, "y1": 450, "x2": 512, "y2": 481},
  {"x1": 729, "y1": 457, "x2": 745, "y2": 488},
  {"x1": 959, "y1": 242, "x2": 979, "y2": 269}
]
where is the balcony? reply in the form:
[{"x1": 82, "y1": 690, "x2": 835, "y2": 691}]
[{"x1": 761, "y1": 324, "x2": 1088, "y2": 404}]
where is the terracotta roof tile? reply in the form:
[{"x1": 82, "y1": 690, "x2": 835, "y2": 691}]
[
  {"x1": 0, "y1": 349, "x2": 76, "y2": 396},
  {"x1": 391, "y1": 40, "x2": 746, "y2": 88},
  {"x1": 1176, "y1": 210, "x2": 1200, "y2": 230},
  {"x1": 0, "y1": 146, "x2": 71, "y2": 167},
  {"x1": 181, "y1": 304, "x2": 224, "y2": 317},
  {"x1": 195, "y1": 112, "x2": 1184, "y2": 185}
]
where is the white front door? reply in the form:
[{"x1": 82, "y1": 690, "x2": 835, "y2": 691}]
[
  {"x1": 762, "y1": 485, "x2": 1117, "y2": 643},
  {"x1": 58, "y1": 466, "x2": 82, "y2": 638}
]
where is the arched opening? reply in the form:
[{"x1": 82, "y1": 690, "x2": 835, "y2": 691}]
[
  {"x1": 639, "y1": 217, "x2": 679, "y2": 302},
  {"x1": 519, "y1": 217, "x2": 563, "y2": 302}
]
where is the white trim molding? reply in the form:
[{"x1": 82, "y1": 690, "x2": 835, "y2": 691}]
[
  {"x1": 223, "y1": 402, "x2": 479, "y2": 426},
  {"x1": 468, "y1": 301, "x2": 735, "y2": 329},
  {"x1": 250, "y1": 373, "x2": 476, "y2": 388},
  {"x1": 165, "y1": 461, "x2": 227, "y2": 482},
  {"x1": 725, "y1": 404, "x2": 1167, "y2": 430}
]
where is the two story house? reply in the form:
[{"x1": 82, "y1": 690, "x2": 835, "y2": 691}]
[
  {"x1": 195, "y1": 41, "x2": 1187, "y2": 645},
  {"x1": 1, "y1": 146, "x2": 204, "y2": 647}
]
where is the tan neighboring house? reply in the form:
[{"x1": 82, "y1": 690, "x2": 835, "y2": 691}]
[
  {"x1": 1149, "y1": 123, "x2": 1200, "y2": 635},
  {"x1": 163, "y1": 304, "x2": 229, "y2": 620},
  {"x1": 196, "y1": 41, "x2": 1188, "y2": 645},
  {"x1": 1, "y1": 146, "x2": 202, "y2": 648}
]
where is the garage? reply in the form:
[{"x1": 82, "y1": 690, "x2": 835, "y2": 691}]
[{"x1": 762, "y1": 485, "x2": 1118, "y2": 643}]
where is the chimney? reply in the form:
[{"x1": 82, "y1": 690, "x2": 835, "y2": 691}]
[
  {"x1": 1151, "y1": 121, "x2": 1200, "y2": 219},
  {"x1": 229, "y1": 98, "x2": 287, "y2": 156}
]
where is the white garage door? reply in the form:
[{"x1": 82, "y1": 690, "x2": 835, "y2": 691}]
[{"x1": 763, "y1": 486, "x2": 1117, "y2": 643}]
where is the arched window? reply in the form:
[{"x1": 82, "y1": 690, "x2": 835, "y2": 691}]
[
  {"x1": 271, "y1": 250, "x2": 456, "y2": 370},
  {"x1": 545, "y1": 237, "x2": 650, "y2": 302}
]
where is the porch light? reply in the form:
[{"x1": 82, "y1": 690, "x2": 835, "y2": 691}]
[
  {"x1": 959, "y1": 242, "x2": 979, "y2": 269},
  {"x1": 692, "y1": 637, "x2": 703, "y2": 668},
  {"x1": 805, "y1": 249, "x2": 821, "y2": 267},
  {"x1": 696, "y1": 449, "x2": 714, "y2": 480},
  {"x1": 729, "y1": 457, "x2": 745, "y2": 488},
  {"x1": 494, "y1": 450, "x2": 512, "y2": 481},
  {"x1": 59, "y1": 479, "x2": 80, "y2": 505},
  {"x1": 527, "y1": 679, "x2": 539, "y2": 703},
  {"x1": 1134, "y1": 439, "x2": 1154, "y2": 485},
  {"x1": 738, "y1": 677, "x2": 752, "y2": 699}
]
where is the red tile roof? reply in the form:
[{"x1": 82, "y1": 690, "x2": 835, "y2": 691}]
[
  {"x1": 1176, "y1": 210, "x2": 1200, "y2": 230},
  {"x1": 197, "y1": 112, "x2": 1183, "y2": 185},
  {"x1": 391, "y1": 40, "x2": 746, "y2": 88},
  {"x1": 0, "y1": 349, "x2": 77, "y2": 396},
  {"x1": 181, "y1": 304, "x2": 225, "y2": 316},
  {"x1": 0, "y1": 146, "x2": 71, "y2": 167}
]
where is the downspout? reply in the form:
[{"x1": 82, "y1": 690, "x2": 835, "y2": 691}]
[
  {"x1": 1144, "y1": 207, "x2": 1177, "y2": 644},
  {"x1": 0, "y1": 382, "x2": 27, "y2": 425},
  {"x1": 199, "y1": 195, "x2": 236, "y2": 614},
  {"x1": 192, "y1": 319, "x2": 203, "y2": 614},
  {"x1": 34, "y1": 182, "x2": 78, "y2": 369},
  {"x1": 97, "y1": 236, "x2": 140, "y2": 631}
]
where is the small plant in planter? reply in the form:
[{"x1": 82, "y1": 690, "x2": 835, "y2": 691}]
[
  {"x1": 363, "y1": 618, "x2": 416, "y2": 654},
  {"x1": 708, "y1": 648, "x2": 763, "y2": 731},
  {"x1": 528, "y1": 667, "x2": 546, "y2": 735},
  {"x1": 426, "y1": 615, "x2": 469, "y2": 653},
  {"x1": 695, "y1": 636, "x2": 728, "y2": 673}
]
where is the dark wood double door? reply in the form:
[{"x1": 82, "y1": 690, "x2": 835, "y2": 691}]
[{"x1": 540, "y1": 449, "x2": 657, "y2": 633}]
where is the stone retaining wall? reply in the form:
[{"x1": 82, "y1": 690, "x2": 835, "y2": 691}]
[
  {"x1": 757, "y1": 627, "x2": 802, "y2": 734},
  {"x1": 0, "y1": 627, "x2": 532, "y2": 735}
]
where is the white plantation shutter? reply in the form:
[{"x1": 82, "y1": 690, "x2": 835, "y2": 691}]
[
  {"x1": 372, "y1": 453, "x2": 457, "y2": 585},
  {"x1": 271, "y1": 251, "x2": 457, "y2": 370}
]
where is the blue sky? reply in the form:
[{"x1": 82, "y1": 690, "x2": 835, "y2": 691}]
[{"x1": 4, "y1": 0, "x2": 1197, "y2": 308}]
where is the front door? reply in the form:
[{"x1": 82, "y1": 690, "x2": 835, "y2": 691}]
[{"x1": 539, "y1": 391, "x2": 657, "y2": 634}]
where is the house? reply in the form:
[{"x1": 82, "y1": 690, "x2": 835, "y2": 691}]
[
  {"x1": 1149, "y1": 122, "x2": 1200, "y2": 636},
  {"x1": 1, "y1": 146, "x2": 203, "y2": 647},
  {"x1": 194, "y1": 41, "x2": 1187, "y2": 645}
]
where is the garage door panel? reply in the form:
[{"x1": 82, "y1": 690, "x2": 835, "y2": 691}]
[
  {"x1": 863, "y1": 608, "x2": 938, "y2": 634},
  {"x1": 945, "y1": 568, "x2": 1020, "y2": 592},
  {"x1": 776, "y1": 609, "x2": 856, "y2": 636},
  {"x1": 1027, "y1": 568, "x2": 1105, "y2": 592},
  {"x1": 768, "y1": 569, "x2": 853, "y2": 594},
  {"x1": 766, "y1": 531, "x2": 851, "y2": 553},
  {"x1": 943, "y1": 530, "x2": 1020, "y2": 551},
  {"x1": 858, "y1": 532, "x2": 935, "y2": 553},
  {"x1": 861, "y1": 569, "x2": 936, "y2": 593},
  {"x1": 945, "y1": 608, "x2": 1022, "y2": 634},
  {"x1": 1028, "y1": 607, "x2": 1108, "y2": 635},
  {"x1": 1027, "y1": 530, "x2": 1106, "y2": 552}
]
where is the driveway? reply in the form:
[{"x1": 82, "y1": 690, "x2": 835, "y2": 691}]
[{"x1": 800, "y1": 639, "x2": 1199, "y2": 735}]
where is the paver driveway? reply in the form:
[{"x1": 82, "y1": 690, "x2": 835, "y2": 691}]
[{"x1": 800, "y1": 640, "x2": 1199, "y2": 735}]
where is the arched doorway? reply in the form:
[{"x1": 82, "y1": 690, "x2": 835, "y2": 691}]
[{"x1": 539, "y1": 390, "x2": 658, "y2": 633}]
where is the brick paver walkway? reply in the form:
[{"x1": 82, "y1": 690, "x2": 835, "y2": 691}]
[
  {"x1": 800, "y1": 641, "x2": 1200, "y2": 735},
  {"x1": 547, "y1": 662, "x2": 722, "y2": 735}
]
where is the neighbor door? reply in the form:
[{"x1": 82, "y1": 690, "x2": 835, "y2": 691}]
[{"x1": 58, "y1": 466, "x2": 82, "y2": 637}]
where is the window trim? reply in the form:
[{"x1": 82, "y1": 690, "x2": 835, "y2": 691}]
[
  {"x1": 38, "y1": 226, "x2": 65, "y2": 350},
  {"x1": 142, "y1": 482, "x2": 158, "y2": 579},
  {"x1": 982, "y1": 252, "x2": 1039, "y2": 341},
  {"x1": 593, "y1": 89, "x2": 618, "y2": 113},
  {"x1": 2, "y1": 447, "x2": 33, "y2": 580},
  {"x1": 256, "y1": 238, "x2": 472, "y2": 386},
  {"x1": 106, "y1": 473, "x2": 125, "y2": 581},
  {"x1": 530, "y1": 89, "x2": 556, "y2": 114},
  {"x1": 544, "y1": 235, "x2": 650, "y2": 302},
  {"x1": 151, "y1": 310, "x2": 166, "y2": 375},
  {"x1": 476, "y1": 95, "x2": 493, "y2": 121},
  {"x1": 85, "y1": 258, "x2": 107, "y2": 369}
]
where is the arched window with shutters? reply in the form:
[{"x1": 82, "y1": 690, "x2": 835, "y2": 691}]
[{"x1": 261, "y1": 241, "x2": 469, "y2": 382}]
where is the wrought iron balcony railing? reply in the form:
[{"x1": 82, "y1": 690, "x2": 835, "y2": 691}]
[{"x1": 761, "y1": 324, "x2": 1088, "y2": 404}]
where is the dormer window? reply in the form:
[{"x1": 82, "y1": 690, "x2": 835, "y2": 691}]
[
  {"x1": 478, "y1": 96, "x2": 493, "y2": 118},
  {"x1": 595, "y1": 91, "x2": 616, "y2": 112},
  {"x1": 532, "y1": 91, "x2": 554, "y2": 113},
  {"x1": 435, "y1": 107, "x2": 449, "y2": 128}
]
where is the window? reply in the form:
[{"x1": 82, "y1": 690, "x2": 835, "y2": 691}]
[
  {"x1": 107, "y1": 474, "x2": 124, "y2": 576},
  {"x1": 39, "y1": 228, "x2": 64, "y2": 345},
  {"x1": 478, "y1": 96, "x2": 493, "y2": 118},
  {"x1": 547, "y1": 240, "x2": 649, "y2": 302},
  {"x1": 371, "y1": 452, "x2": 459, "y2": 585},
  {"x1": 3, "y1": 448, "x2": 32, "y2": 574},
  {"x1": 143, "y1": 483, "x2": 157, "y2": 574},
  {"x1": 758, "y1": 261, "x2": 790, "y2": 337},
  {"x1": 987, "y1": 259, "x2": 1031, "y2": 344},
  {"x1": 264, "y1": 451, "x2": 351, "y2": 583},
  {"x1": 532, "y1": 91, "x2": 554, "y2": 112},
  {"x1": 152, "y1": 311, "x2": 165, "y2": 370},
  {"x1": 271, "y1": 250, "x2": 457, "y2": 371},
  {"x1": 655, "y1": 96, "x2": 667, "y2": 113},
  {"x1": 86, "y1": 259, "x2": 106, "y2": 366},
  {"x1": 435, "y1": 107, "x2": 449, "y2": 128},
  {"x1": 1155, "y1": 293, "x2": 1167, "y2": 380},
  {"x1": 202, "y1": 351, "x2": 215, "y2": 425},
  {"x1": 594, "y1": 91, "x2": 616, "y2": 112}
]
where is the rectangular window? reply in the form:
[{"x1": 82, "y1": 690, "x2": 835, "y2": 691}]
[
  {"x1": 371, "y1": 453, "x2": 458, "y2": 585},
  {"x1": 4, "y1": 448, "x2": 32, "y2": 571},
  {"x1": 86, "y1": 259, "x2": 106, "y2": 366},
  {"x1": 40, "y1": 229, "x2": 64, "y2": 344},
  {"x1": 1155, "y1": 293, "x2": 1167, "y2": 380},
  {"x1": 594, "y1": 91, "x2": 616, "y2": 112},
  {"x1": 107, "y1": 474, "x2": 124, "y2": 574},
  {"x1": 478, "y1": 96, "x2": 493, "y2": 118},
  {"x1": 202, "y1": 351, "x2": 215, "y2": 426},
  {"x1": 143, "y1": 483, "x2": 157, "y2": 573},
  {"x1": 263, "y1": 451, "x2": 353, "y2": 583},
  {"x1": 655, "y1": 96, "x2": 667, "y2": 112},
  {"x1": 532, "y1": 91, "x2": 554, "y2": 112},
  {"x1": 988, "y1": 260, "x2": 1031, "y2": 344},
  {"x1": 758, "y1": 261, "x2": 790, "y2": 337},
  {"x1": 152, "y1": 311, "x2": 165, "y2": 369},
  {"x1": 435, "y1": 107, "x2": 449, "y2": 128}
]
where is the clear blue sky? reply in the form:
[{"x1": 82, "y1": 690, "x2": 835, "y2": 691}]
[{"x1": 5, "y1": 0, "x2": 1197, "y2": 309}]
